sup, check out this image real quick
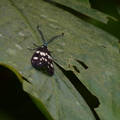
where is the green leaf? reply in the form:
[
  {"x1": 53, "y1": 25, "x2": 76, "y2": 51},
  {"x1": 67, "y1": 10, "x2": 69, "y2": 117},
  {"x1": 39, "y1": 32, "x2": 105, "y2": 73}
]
[
  {"x1": 54, "y1": 0, "x2": 117, "y2": 23},
  {"x1": 0, "y1": 0, "x2": 120, "y2": 120}
]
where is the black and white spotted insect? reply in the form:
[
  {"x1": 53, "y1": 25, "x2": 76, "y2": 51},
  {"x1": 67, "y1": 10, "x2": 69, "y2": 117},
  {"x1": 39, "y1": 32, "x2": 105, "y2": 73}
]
[{"x1": 28, "y1": 26, "x2": 64, "y2": 76}]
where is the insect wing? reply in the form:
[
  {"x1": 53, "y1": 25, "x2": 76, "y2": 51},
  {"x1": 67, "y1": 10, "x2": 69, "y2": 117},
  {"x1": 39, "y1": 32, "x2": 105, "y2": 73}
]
[
  {"x1": 31, "y1": 45, "x2": 54, "y2": 76},
  {"x1": 44, "y1": 47, "x2": 54, "y2": 76},
  {"x1": 45, "y1": 57, "x2": 54, "y2": 76},
  {"x1": 31, "y1": 46, "x2": 47, "y2": 68}
]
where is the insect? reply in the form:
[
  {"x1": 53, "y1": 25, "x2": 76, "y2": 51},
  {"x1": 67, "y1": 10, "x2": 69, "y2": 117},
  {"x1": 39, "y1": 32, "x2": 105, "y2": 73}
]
[{"x1": 28, "y1": 26, "x2": 64, "y2": 76}]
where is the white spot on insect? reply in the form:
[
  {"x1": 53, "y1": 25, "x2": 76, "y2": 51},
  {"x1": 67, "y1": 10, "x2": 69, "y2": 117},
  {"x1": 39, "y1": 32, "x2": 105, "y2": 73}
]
[
  {"x1": 7, "y1": 48, "x2": 16, "y2": 55},
  {"x1": 19, "y1": 32, "x2": 25, "y2": 36},
  {"x1": 15, "y1": 44, "x2": 22, "y2": 50},
  {"x1": 42, "y1": 57, "x2": 44, "y2": 60},
  {"x1": 0, "y1": 33, "x2": 3, "y2": 37},
  {"x1": 40, "y1": 58, "x2": 42, "y2": 61},
  {"x1": 39, "y1": 62, "x2": 41, "y2": 64},
  {"x1": 51, "y1": 64, "x2": 53, "y2": 67},
  {"x1": 48, "y1": 55, "x2": 51, "y2": 59},
  {"x1": 43, "y1": 53, "x2": 45, "y2": 56},
  {"x1": 45, "y1": 59, "x2": 47, "y2": 62},
  {"x1": 40, "y1": 52, "x2": 42, "y2": 55},
  {"x1": 40, "y1": 52, "x2": 45, "y2": 56},
  {"x1": 36, "y1": 51, "x2": 40, "y2": 53},
  {"x1": 33, "y1": 57, "x2": 38, "y2": 60}
]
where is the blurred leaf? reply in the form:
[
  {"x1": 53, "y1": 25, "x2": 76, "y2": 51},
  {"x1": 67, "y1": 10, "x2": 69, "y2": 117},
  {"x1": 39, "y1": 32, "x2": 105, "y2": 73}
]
[
  {"x1": 117, "y1": 5, "x2": 120, "y2": 15},
  {"x1": 54, "y1": 0, "x2": 117, "y2": 23},
  {"x1": 0, "y1": 0, "x2": 120, "y2": 120}
]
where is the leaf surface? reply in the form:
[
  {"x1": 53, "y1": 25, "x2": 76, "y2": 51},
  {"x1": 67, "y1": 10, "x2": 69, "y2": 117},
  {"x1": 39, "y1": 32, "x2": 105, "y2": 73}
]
[{"x1": 0, "y1": 0, "x2": 120, "y2": 120}]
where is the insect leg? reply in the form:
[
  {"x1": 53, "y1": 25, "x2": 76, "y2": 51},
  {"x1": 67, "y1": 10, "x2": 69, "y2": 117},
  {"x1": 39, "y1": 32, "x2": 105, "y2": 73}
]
[
  {"x1": 33, "y1": 43, "x2": 40, "y2": 47},
  {"x1": 27, "y1": 47, "x2": 38, "y2": 50}
]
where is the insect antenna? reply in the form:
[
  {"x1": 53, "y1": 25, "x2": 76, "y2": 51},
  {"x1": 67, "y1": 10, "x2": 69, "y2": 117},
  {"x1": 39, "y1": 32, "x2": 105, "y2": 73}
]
[
  {"x1": 37, "y1": 26, "x2": 46, "y2": 43},
  {"x1": 47, "y1": 33, "x2": 64, "y2": 44},
  {"x1": 37, "y1": 26, "x2": 64, "y2": 46}
]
